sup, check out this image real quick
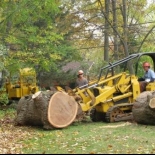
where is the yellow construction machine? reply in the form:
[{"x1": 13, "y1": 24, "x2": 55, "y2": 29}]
[
  {"x1": 66, "y1": 52, "x2": 155, "y2": 123},
  {"x1": 5, "y1": 67, "x2": 39, "y2": 100}
]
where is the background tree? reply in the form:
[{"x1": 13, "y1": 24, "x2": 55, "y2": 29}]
[
  {"x1": 58, "y1": 0, "x2": 155, "y2": 75},
  {"x1": 0, "y1": 0, "x2": 82, "y2": 87},
  {"x1": 0, "y1": 0, "x2": 81, "y2": 72},
  {"x1": 1, "y1": 0, "x2": 155, "y2": 87}
]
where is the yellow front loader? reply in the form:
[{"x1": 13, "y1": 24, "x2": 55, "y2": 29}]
[
  {"x1": 67, "y1": 52, "x2": 155, "y2": 123},
  {"x1": 6, "y1": 68, "x2": 39, "y2": 100}
]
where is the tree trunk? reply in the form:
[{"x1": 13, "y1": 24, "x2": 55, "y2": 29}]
[
  {"x1": 104, "y1": 0, "x2": 110, "y2": 62},
  {"x1": 14, "y1": 90, "x2": 79, "y2": 129},
  {"x1": 121, "y1": 0, "x2": 134, "y2": 74},
  {"x1": 112, "y1": 0, "x2": 118, "y2": 61},
  {"x1": 132, "y1": 91, "x2": 155, "y2": 125}
]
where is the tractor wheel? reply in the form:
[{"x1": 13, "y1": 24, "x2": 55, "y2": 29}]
[
  {"x1": 105, "y1": 106, "x2": 124, "y2": 123},
  {"x1": 90, "y1": 108, "x2": 105, "y2": 122}
]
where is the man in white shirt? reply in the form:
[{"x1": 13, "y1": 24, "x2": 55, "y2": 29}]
[{"x1": 138, "y1": 62, "x2": 155, "y2": 92}]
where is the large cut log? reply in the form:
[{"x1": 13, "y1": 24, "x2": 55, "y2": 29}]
[
  {"x1": 132, "y1": 91, "x2": 155, "y2": 125},
  {"x1": 14, "y1": 90, "x2": 78, "y2": 129},
  {"x1": 48, "y1": 91, "x2": 78, "y2": 128}
]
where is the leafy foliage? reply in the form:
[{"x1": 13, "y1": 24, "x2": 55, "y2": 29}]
[
  {"x1": 0, "y1": 0, "x2": 155, "y2": 89},
  {"x1": 0, "y1": 0, "x2": 81, "y2": 74},
  {"x1": 0, "y1": 88, "x2": 9, "y2": 105}
]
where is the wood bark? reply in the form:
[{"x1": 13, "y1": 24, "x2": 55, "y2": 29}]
[
  {"x1": 14, "y1": 90, "x2": 79, "y2": 129},
  {"x1": 121, "y1": 0, "x2": 134, "y2": 74},
  {"x1": 132, "y1": 91, "x2": 155, "y2": 125},
  {"x1": 104, "y1": 0, "x2": 110, "y2": 62},
  {"x1": 112, "y1": 0, "x2": 118, "y2": 61}
]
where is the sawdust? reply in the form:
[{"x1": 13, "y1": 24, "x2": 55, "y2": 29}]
[{"x1": 99, "y1": 122, "x2": 133, "y2": 128}]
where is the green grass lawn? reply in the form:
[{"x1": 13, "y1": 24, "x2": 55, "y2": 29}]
[{"x1": 0, "y1": 108, "x2": 155, "y2": 154}]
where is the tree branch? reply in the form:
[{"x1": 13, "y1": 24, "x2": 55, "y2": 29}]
[{"x1": 137, "y1": 25, "x2": 155, "y2": 53}]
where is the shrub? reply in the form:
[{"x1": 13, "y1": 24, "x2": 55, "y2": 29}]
[{"x1": 0, "y1": 87, "x2": 9, "y2": 105}]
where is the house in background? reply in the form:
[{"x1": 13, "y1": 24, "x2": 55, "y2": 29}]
[{"x1": 39, "y1": 61, "x2": 93, "y2": 90}]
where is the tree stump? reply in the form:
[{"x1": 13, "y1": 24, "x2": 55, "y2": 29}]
[
  {"x1": 14, "y1": 90, "x2": 78, "y2": 129},
  {"x1": 132, "y1": 91, "x2": 155, "y2": 125}
]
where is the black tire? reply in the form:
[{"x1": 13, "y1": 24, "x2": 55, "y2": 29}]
[{"x1": 90, "y1": 108, "x2": 105, "y2": 122}]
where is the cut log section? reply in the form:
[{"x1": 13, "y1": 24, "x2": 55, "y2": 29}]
[
  {"x1": 14, "y1": 90, "x2": 79, "y2": 129},
  {"x1": 48, "y1": 91, "x2": 78, "y2": 128},
  {"x1": 149, "y1": 98, "x2": 155, "y2": 110}
]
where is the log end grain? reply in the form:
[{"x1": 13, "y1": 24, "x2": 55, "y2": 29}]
[{"x1": 48, "y1": 92, "x2": 78, "y2": 128}]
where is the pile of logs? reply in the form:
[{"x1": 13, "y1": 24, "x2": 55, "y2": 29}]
[{"x1": 14, "y1": 89, "x2": 155, "y2": 129}]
